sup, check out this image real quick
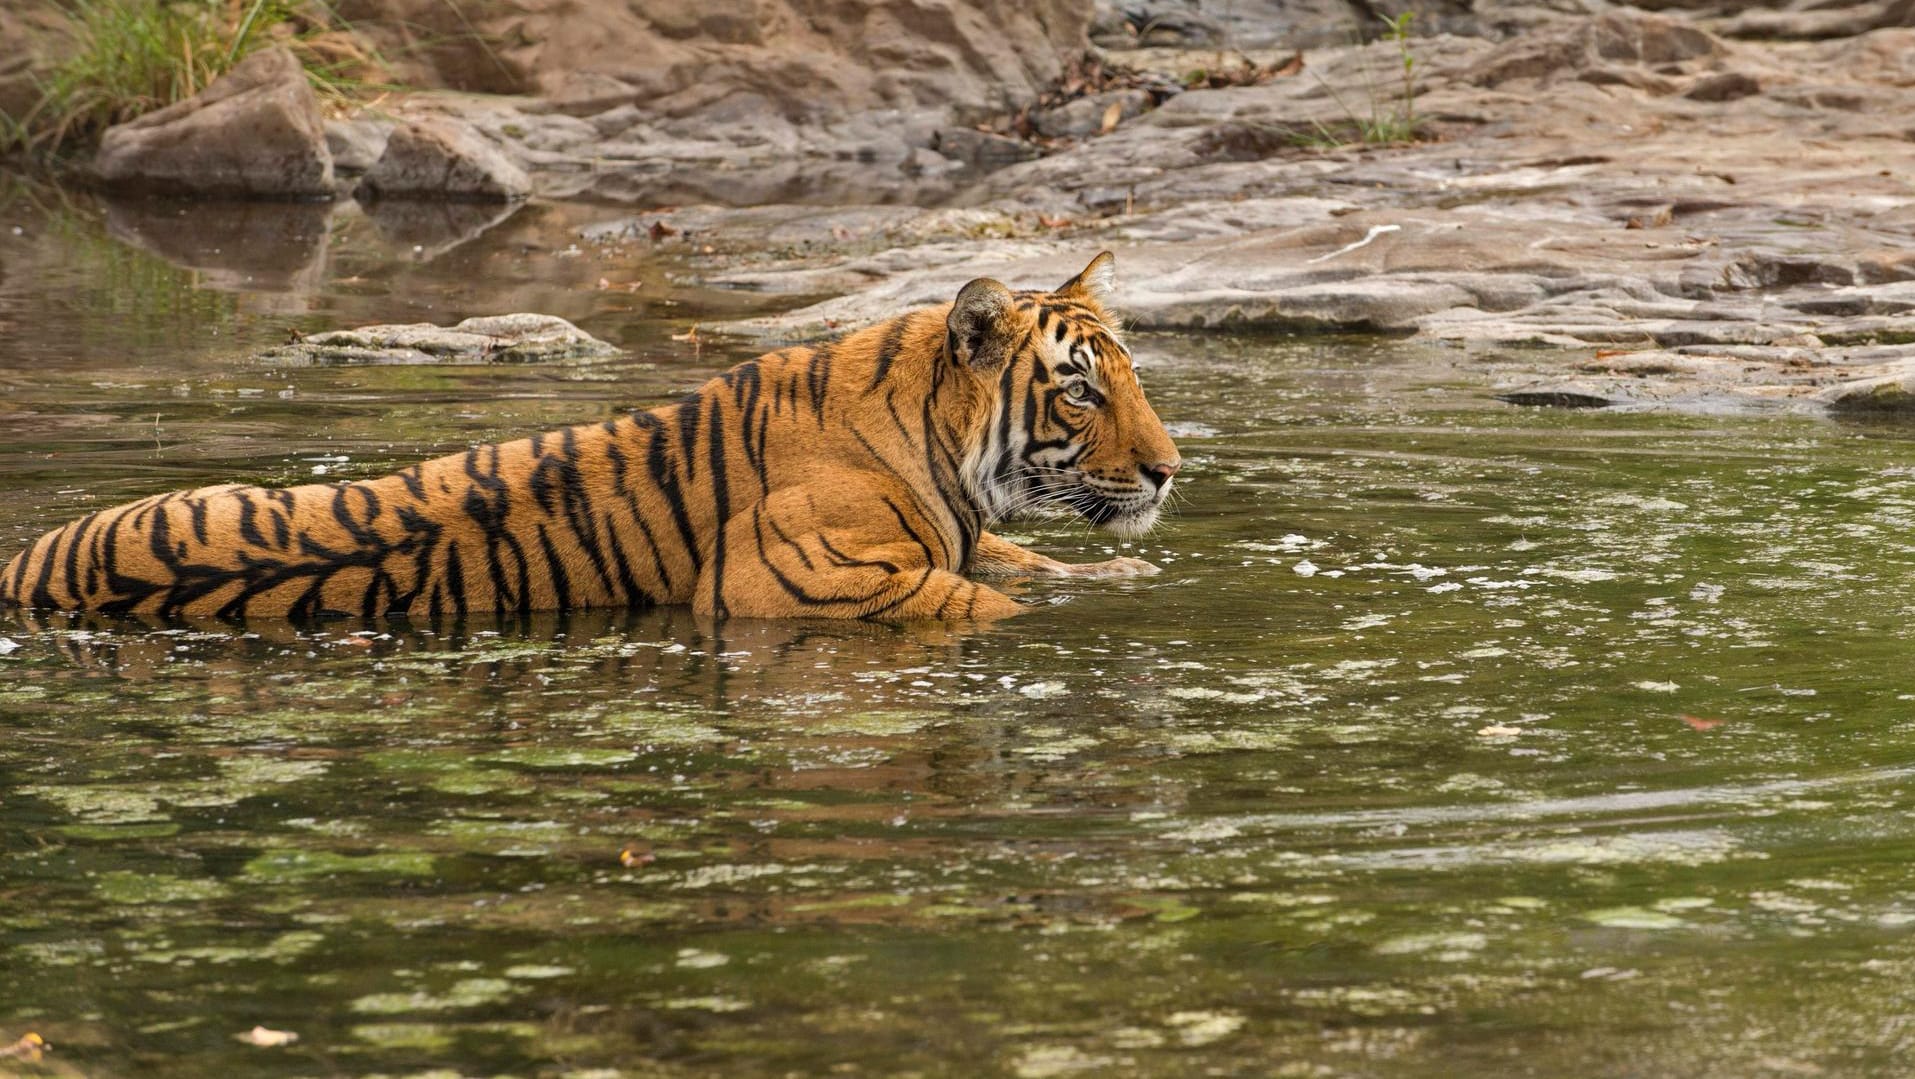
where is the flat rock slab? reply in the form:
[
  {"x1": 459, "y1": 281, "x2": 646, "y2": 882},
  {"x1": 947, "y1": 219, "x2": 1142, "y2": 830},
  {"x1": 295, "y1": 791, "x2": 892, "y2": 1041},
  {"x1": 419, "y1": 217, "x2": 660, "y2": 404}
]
[
  {"x1": 263, "y1": 314, "x2": 617, "y2": 365},
  {"x1": 1492, "y1": 343, "x2": 1915, "y2": 414}
]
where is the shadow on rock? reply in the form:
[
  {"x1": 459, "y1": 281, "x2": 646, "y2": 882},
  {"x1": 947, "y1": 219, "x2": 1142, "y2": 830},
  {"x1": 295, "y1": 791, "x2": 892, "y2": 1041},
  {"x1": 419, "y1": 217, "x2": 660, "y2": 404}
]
[{"x1": 100, "y1": 196, "x2": 331, "y2": 293}]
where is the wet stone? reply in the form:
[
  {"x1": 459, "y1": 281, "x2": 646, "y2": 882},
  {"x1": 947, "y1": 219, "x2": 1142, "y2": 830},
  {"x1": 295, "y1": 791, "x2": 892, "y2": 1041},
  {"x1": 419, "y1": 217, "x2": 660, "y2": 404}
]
[{"x1": 262, "y1": 314, "x2": 619, "y2": 366}]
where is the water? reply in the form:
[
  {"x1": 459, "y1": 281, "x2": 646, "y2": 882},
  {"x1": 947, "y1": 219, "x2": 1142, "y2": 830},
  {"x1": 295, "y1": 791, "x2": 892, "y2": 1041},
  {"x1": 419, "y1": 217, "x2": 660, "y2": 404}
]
[{"x1": 5, "y1": 190, "x2": 1915, "y2": 1077}]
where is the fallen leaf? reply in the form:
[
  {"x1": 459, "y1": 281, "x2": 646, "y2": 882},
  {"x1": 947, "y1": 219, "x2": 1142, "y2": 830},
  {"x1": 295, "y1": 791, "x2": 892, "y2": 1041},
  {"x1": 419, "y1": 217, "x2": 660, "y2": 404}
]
[
  {"x1": 647, "y1": 221, "x2": 677, "y2": 242},
  {"x1": 1037, "y1": 214, "x2": 1074, "y2": 230},
  {"x1": 237, "y1": 1026, "x2": 298, "y2": 1048},
  {"x1": 0, "y1": 1033, "x2": 47, "y2": 1061},
  {"x1": 1098, "y1": 100, "x2": 1123, "y2": 135},
  {"x1": 1680, "y1": 714, "x2": 1723, "y2": 731},
  {"x1": 670, "y1": 325, "x2": 701, "y2": 344}
]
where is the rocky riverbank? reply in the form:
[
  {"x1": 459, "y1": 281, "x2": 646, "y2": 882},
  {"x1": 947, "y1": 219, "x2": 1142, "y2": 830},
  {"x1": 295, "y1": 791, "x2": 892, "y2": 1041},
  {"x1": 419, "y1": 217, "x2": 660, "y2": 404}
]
[{"x1": 8, "y1": 0, "x2": 1914, "y2": 413}]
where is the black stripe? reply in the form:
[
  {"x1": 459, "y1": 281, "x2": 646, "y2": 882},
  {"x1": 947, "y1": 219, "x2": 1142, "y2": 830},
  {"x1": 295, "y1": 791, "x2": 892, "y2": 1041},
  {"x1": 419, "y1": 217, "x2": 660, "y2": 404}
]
[
  {"x1": 605, "y1": 437, "x2": 675, "y2": 594},
  {"x1": 636, "y1": 412, "x2": 703, "y2": 576},
  {"x1": 866, "y1": 318, "x2": 910, "y2": 392},
  {"x1": 236, "y1": 492, "x2": 266, "y2": 547},
  {"x1": 60, "y1": 511, "x2": 101, "y2": 605},
  {"x1": 806, "y1": 346, "x2": 832, "y2": 424},
  {"x1": 863, "y1": 567, "x2": 934, "y2": 620},
  {"x1": 444, "y1": 543, "x2": 467, "y2": 617},
  {"x1": 705, "y1": 402, "x2": 731, "y2": 617},
  {"x1": 536, "y1": 525, "x2": 572, "y2": 610},
  {"x1": 28, "y1": 529, "x2": 63, "y2": 608}
]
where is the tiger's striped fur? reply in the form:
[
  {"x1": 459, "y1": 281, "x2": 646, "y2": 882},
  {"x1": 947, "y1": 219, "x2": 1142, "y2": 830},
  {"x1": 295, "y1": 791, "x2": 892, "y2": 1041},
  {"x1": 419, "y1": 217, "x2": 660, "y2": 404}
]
[{"x1": 0, "y1": 253, "x2": 1181, "y2": 623}]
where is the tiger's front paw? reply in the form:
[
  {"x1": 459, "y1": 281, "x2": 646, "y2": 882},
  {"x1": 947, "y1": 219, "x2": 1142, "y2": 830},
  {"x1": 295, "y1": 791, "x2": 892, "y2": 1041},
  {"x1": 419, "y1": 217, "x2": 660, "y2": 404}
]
[{"x1": 1069, "y1": 556, "x2": 1161, "y2": 578}]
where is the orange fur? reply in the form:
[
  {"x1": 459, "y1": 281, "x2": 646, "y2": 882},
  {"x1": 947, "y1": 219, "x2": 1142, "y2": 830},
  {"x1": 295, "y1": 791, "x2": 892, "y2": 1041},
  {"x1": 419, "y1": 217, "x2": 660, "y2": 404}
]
[{"x1": 1, "y1": 254, "x2": 1181, "y2": 623}]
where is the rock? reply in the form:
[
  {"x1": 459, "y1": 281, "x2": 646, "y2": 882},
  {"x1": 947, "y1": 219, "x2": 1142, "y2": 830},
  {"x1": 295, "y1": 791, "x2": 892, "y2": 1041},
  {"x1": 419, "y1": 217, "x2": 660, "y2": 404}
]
[
  {"x1": 359, "y1": 118, "x2": 532, "y2": 201},
  {"x1": 933, "y1": 127, "x2": 1042, "y2": 167},
  {"x1": 1684, "y1": 71, "x2": 1761, "y2": 101},
  {"x1": 93, "y1": 47, "x2": 334, "y2": 199},
  {"x1": 324, "y1": 117, "x2": 393, "y2": 173},
  {"x1": 1470, "y1": 10, "x2": 1722, "y2": 88},
  {"x1": 1821, "y1": 369, "x2": 1915, "y2": 412},
  {"x1": 345, "y1": 0, "x2": 1088, "y2": 119},
  {"x1": 1030, "y1": 91, "x2": 1154, "y2": 138},
  {"x1": 1717, "y1": 0, "x2": 1915, "y2": 40},
  {"x1": 1487, "y1": 342, "x2": 1915, "y2": 415},
  {"x1": 262, "y1": 314, "x2": 617, "y2": 366},
  {"x1": 1089, "y1": 0, "x2": 1479, "y2": 50},
  {"x1": 1135, "y1": 8, "x2": 1228, "y2": 46},
  {"x1": 1089, "y1": 2, "x2": 1138, "y2": 48}
]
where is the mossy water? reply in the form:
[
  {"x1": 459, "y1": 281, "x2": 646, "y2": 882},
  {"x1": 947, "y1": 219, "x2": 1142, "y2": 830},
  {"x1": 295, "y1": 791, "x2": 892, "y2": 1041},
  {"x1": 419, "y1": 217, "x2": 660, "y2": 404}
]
[{"x1": 6, "y1": 194, "x2": 1915, "y2": 1077}]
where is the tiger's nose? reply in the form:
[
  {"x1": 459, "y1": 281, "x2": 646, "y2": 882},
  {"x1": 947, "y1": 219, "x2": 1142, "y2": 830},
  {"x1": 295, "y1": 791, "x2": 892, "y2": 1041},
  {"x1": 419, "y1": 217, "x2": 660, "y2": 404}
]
[{"x1": 1141, "y1": 460, "x2": 1181, "y2": 492}]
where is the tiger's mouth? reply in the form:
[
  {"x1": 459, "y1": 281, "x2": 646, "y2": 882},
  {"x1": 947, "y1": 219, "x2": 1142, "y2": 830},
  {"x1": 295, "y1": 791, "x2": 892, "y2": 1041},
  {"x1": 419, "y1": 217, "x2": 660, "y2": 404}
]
[{"x1": 1060, "y1": 484, "x2": 1162, "y2": 539}]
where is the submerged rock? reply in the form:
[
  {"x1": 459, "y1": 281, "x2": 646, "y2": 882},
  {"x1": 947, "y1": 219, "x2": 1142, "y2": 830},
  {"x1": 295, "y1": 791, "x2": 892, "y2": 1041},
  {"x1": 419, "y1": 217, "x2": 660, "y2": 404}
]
[
  {"x1": 93, "y1": 48, "x2": 334, "y2": 199},
  {"x1": 263, "y1": 314, "x2": 617, "y2": 366},
  {"x1": 360, "y1": 118, "x2": 532, "y2": 201}
]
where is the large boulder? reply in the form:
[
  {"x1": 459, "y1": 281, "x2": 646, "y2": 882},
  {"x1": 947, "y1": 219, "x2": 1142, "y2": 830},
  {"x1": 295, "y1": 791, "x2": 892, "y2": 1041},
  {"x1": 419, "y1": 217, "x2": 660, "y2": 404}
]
[
  {"x1": 93, "y1": 47, "x2": 334, "y2": 198},
  {"x1": 333, "y1": 0, "x2": 1090, "y2": 120},
  {"x1": 359, "y1": 118, "x2": 531, "y2": 201}
]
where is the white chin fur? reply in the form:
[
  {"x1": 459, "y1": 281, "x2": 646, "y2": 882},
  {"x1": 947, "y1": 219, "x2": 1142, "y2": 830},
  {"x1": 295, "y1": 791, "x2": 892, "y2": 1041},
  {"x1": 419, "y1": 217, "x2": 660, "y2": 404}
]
[{"x1": 1103, "y1": 505, "x2": 1160, "y2": 538}]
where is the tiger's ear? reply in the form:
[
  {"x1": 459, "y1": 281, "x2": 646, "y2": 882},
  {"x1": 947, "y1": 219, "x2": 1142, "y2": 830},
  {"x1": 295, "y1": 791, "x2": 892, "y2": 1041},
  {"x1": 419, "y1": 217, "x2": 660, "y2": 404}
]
[
  {"x1": 947, "y1": 277, "x2": 1018, "y2": 370},
  {"x1": 1055, "y1": 251, "x2": 1116, "y2": 303}
]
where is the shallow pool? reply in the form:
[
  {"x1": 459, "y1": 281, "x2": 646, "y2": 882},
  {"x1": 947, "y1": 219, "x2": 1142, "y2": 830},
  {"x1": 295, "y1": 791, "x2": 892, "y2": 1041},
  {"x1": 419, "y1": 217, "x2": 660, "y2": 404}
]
[{"x1": 4, "y1": 190, "x2": 1915, "y2": 1077}]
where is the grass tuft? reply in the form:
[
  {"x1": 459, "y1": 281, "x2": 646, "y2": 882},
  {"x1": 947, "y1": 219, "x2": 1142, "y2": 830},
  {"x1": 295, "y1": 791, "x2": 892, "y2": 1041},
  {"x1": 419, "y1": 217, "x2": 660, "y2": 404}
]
[
  {"x1": 2, "y1": 0, "x2": 384, "y2": 158},
  {"x1": 1300, "y1": 11, "x2": 1425, "y2": 149}
]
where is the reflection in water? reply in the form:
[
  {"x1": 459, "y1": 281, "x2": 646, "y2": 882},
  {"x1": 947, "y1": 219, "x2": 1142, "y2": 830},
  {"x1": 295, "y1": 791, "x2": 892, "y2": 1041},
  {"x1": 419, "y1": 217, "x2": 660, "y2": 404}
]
[
  {"x1": 101, "y1": 195, "x2": 333, "y2": 296},
  {"x1": 98, "y1": 194, "x2": 530, "y2": 297},
  {"x1": 12, "y1": 604, "x2": 981, "y2": 698},
  {"x1": 357, "y1": 194, "x2": 523, "y2": 259}
]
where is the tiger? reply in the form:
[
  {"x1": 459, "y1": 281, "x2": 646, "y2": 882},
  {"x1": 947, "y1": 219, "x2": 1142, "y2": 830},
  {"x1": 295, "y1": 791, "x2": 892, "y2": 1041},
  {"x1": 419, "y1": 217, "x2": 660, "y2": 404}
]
[{"x1": 0, "y1": 252, "x2": 1182, "y2": 624}]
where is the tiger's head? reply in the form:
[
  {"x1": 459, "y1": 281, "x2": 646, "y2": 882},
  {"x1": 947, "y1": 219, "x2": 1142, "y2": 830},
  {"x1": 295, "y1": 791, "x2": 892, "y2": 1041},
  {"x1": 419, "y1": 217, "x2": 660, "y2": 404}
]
[{"x1": 948, "y1": 251, "x2": 1181, "y2": 539}]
